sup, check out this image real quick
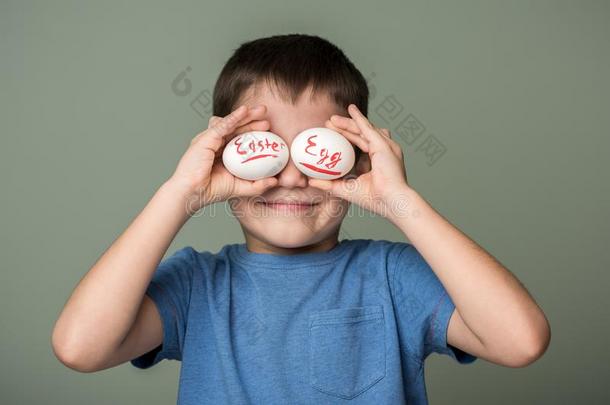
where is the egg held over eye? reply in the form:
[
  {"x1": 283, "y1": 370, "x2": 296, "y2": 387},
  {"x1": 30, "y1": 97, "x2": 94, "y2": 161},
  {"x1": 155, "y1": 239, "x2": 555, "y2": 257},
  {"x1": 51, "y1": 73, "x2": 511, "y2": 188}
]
[
  {"x1": 290, "y1": 127, "x2": 355, "y2": 180},
  {"x1": 222, "y1": 131, "x2": 289, "y2": 181}
]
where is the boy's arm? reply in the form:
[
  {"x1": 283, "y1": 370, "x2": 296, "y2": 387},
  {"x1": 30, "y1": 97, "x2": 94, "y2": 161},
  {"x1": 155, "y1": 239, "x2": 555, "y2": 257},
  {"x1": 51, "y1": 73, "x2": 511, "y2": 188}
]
[
  {"x1": 311, "y1": 104, "x2": 551, "y2": 368},
  {"x1": 388, "y1": 187, "x2": 551, "y2": 367},
  {"x1": 51, "y1": 180, "x2": 192, "y2": 372},
  {"x1": 51, "y1": 105, "x2": 276, "y2": 372}
]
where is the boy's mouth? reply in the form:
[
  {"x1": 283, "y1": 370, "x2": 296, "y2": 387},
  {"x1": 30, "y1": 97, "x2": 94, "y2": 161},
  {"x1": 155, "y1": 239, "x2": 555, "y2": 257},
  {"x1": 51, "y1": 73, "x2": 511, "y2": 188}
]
[{"x1": 257, "y1": 199, "x2": 321, "y2": 212}]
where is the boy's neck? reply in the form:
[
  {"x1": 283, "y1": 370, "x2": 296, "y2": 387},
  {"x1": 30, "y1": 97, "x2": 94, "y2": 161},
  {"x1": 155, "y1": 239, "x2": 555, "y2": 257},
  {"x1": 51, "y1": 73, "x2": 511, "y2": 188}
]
[{"x1": 244, "y1": 230, "x2": 340, "y2": 255}]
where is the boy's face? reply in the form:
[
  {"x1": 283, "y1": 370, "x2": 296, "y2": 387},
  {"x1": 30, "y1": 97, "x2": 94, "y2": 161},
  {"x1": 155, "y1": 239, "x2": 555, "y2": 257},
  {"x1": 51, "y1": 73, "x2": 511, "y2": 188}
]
[{"x1": 229, "y1": 83, "x2": 353, "y2": 252}]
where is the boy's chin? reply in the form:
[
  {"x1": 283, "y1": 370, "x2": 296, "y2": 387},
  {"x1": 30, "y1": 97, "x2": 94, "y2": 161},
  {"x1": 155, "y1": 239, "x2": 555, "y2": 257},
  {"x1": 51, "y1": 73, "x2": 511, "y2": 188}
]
[
  {"x1": 252, "y1": 228, "x2": 319, "y2": 249},
  {"x1": 241, "y1": 221, "x2": 338, "y2": 250},
  {"x1": 260, "y1": 236, "x2": 318, "y2": 250}
]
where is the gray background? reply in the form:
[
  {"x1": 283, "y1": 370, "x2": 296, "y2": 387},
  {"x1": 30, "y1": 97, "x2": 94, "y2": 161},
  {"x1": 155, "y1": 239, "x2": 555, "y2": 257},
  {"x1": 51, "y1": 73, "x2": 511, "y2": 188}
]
[{"x1": 1, "y1": 0, "x2": 609, "y2": 403}]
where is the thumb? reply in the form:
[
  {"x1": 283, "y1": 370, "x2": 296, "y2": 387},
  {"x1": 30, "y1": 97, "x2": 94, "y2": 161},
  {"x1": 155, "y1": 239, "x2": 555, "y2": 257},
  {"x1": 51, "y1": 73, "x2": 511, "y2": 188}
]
[
  {"x1": 308, "y1": 177, "x2": 360, "y2": 202},
  {"x1": 233, "y1": 177, "x2": 278, "y2": 197}
]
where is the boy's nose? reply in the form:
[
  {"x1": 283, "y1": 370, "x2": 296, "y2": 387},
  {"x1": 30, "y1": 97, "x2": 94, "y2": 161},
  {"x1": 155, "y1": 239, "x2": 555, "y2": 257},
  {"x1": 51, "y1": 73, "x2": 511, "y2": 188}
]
[{"x1": 276, "y1": 159, "x2": 308, "y2": 188}]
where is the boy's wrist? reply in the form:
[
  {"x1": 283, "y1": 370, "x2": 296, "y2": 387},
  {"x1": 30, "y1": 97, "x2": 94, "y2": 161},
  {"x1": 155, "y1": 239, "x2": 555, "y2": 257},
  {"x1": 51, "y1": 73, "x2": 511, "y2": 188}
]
[
  {"x1": 159, "y1": 178, "x2": 204, "y2": 219},
  {"x1": 383, "y1": 185, "x2": 423, "y2": 230}
]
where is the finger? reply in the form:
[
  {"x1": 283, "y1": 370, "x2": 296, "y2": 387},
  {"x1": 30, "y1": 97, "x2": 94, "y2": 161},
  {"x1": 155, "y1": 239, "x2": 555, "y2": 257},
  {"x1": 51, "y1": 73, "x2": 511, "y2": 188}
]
[
  {"x1": 191, "y1": 105, "x2": 248, "y2": 146},
  {"x1": 308, "y1": 177, "x2": 360, "y2": 202},
  {"x1": 233, "y1": 118, "x2": 270, "y2": 135},
  {"x1": 329, "y1": 114, "x2": 361, "y2": 134},
  {"x1": 325, "y1": 120, "x2": 369, "y2": 153},
  {"x1": 377, "y1": 128, "x2": 404, "y2": 156},
  {"x1": 232, "y1": 176, "x2": 278, "y2": 197},
  {"x1": 212, "y1": 105, "x2": 270, "y2": 146},
  {"x1": 211, "y1": 118, "x2": 271, "y2": 159},
  {"x1": 232, "y1": 104, "x2": 267, "y2": 129},
  {"x1": 206, "y1": 104, "x2": 267, "y2": 133},
  {"x1": 209, "y1": 105, "x2": 249, "y2": 138},
  {"x1": 193, "y1": 105, "x2": 266, "y2": 152},
  {"x1": 207, "y1": 104, "x2": 266, "y2": 141},
  {"x1": 208, "y1": 115, "x2": 220, "y2": 128},
  {"x1": 346, "y1": 104, "x2": 389, "y2": 147},
  {"x1": 389, "y1": 139, "x2": 404, "y2": 158}
]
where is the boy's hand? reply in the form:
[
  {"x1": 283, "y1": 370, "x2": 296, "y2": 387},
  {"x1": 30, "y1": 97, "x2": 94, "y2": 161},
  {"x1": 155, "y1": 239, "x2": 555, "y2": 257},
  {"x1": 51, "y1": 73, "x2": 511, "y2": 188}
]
[
  {"x1": 308, "y1": 104, "x2": 412, "y2": 223},
  {"x1": 168, "y1": 105, "x2": 278, "y2": 212}
]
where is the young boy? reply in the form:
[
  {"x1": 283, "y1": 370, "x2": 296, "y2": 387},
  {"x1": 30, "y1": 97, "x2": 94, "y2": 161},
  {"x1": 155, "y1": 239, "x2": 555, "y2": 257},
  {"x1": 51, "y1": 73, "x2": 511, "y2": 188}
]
[{"x1": 52, "y1": 34, "x2": 550, "y2": 404}]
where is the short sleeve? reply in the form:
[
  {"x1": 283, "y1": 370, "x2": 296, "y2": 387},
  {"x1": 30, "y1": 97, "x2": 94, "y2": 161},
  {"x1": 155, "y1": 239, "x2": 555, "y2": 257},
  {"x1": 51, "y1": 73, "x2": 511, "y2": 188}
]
[
  {"x1": 389, "y1": 243, "x2": 477, "y2": 365},
  {"x1": 130, "y1": 247, "x2": 195, "y2": 369}
]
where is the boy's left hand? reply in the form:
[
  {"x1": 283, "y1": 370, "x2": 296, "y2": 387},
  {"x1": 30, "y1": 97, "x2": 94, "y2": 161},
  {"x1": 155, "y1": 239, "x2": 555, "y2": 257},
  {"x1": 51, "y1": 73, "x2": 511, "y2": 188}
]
[{"x1": 308, "y1": 104, "x2": 412, "y2": 222}]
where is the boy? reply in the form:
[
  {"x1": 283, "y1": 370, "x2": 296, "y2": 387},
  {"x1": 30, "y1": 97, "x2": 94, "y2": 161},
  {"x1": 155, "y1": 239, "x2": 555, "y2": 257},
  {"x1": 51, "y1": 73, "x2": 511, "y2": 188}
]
[{"x1": 52, "y1": 34, "x2": 550, "y2": 404}]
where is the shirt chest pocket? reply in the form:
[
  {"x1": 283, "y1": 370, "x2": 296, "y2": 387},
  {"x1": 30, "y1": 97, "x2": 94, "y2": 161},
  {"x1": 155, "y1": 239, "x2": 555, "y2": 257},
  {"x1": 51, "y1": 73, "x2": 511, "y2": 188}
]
[{"x1": 308, "y1": 305, "x2": 386, "y2": 400}]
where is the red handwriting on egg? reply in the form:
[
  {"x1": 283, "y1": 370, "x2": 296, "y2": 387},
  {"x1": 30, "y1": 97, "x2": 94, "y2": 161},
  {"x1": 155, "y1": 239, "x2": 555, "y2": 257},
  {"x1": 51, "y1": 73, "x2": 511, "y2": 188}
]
[
  {"x1": 299, "y1": 134, "x2": 342, "y2": 175},
  {"x1": 234, "y1": 136, "x2": 286, "y2": 163}
]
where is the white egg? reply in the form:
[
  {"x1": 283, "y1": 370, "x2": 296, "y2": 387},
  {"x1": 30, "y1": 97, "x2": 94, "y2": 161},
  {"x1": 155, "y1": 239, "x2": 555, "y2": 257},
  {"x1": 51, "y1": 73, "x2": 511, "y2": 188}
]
[
  {"x1": 222, "y1": 131, "x2": 289, "y2": 180},
  {"x1": 290, "y1": 127, "x2": 355, "y2": 180}
]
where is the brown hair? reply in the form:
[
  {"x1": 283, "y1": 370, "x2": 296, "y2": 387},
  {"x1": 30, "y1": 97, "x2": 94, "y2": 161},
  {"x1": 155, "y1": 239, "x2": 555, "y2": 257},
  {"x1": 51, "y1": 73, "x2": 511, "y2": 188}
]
[{"x1": 212, "y1": 34, "x2": 369, "y2": 118}]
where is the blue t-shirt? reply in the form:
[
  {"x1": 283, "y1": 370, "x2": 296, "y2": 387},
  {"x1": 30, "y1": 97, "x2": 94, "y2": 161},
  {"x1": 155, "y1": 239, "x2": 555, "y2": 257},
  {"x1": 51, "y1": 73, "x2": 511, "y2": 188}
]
[{"x1": 130, "y1": 238, "x2": 476, "y2": 404}]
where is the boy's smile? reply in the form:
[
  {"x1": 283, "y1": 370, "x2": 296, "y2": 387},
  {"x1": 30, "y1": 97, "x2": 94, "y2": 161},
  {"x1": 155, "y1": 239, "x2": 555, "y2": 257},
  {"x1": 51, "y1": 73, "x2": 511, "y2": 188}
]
[
  {"x1": 256, "y1": 197, "x2": 321, "y2": 212},
  {"x1": 229, "y1": 82, "x2": 356, "y2": 254}
]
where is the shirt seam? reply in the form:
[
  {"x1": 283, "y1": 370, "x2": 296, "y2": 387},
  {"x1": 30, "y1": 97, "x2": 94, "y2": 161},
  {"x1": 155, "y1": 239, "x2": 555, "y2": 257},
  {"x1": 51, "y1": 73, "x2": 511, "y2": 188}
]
[
  {"x1": 391, "y1": 243, "x2": 425, "y2": 369},
  {"x1": 423, "y1": 290, "x2": 447, "y2": 359}
]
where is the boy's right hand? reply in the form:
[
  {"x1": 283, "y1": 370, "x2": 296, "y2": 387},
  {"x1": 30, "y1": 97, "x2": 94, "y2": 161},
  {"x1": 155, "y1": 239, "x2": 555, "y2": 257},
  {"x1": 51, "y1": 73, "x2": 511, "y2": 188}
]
[{"x1": 167, "y1": 104, "x2": 278, "y2": 213}]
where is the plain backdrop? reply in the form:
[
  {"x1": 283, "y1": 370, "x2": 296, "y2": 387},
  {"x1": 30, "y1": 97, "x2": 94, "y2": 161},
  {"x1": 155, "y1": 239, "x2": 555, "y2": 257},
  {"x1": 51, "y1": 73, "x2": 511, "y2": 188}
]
[{"x1": 1, "y1": 0, "x2": 609, "y2": 404}]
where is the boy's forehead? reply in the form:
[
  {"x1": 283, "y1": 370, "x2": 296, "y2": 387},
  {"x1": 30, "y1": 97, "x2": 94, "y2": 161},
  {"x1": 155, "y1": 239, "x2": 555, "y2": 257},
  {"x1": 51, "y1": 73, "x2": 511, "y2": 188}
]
[{"x1": 240, "y1": 83, "x2": 345, "y2": 135}]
